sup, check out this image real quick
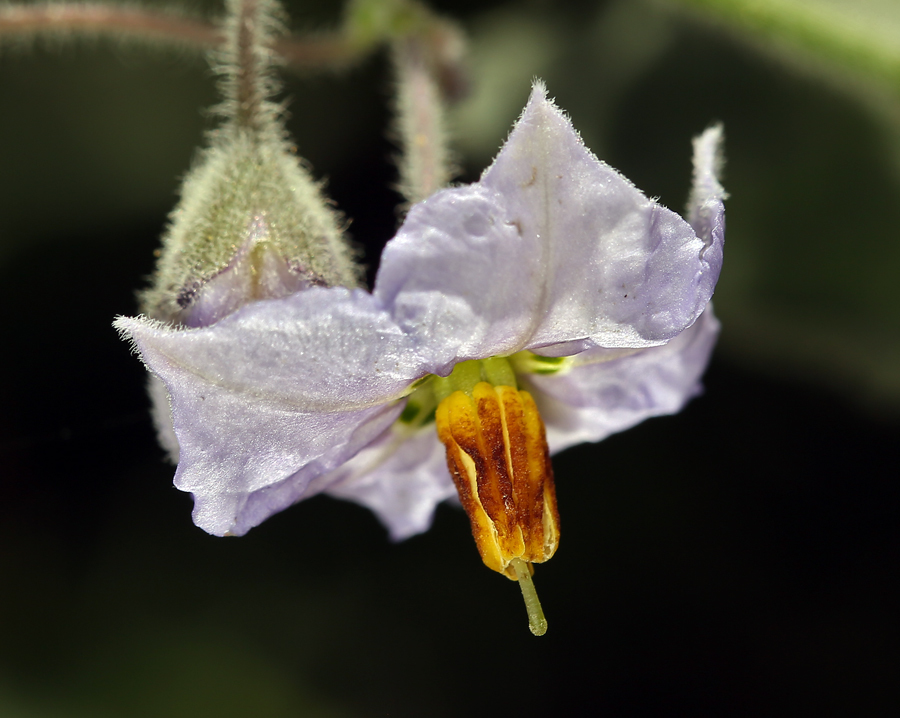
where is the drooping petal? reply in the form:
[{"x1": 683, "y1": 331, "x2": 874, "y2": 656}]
[
  {"x1": 147, "y1": 374, "x2": 180, "y2": 463},
  {"x1": 688, "y1": 124, "x2": 726, "y2": 306},
  {"x1": 115, "y1": 287, "x2": 433, "y2": 536},
  {"x1": 527, "y1": 307, "x2": 721, "y2": 454},
  {"x1": 375, "y1": 81, "x2": 723, "y2": 371},
  {"x1": 319, "y1": 427, "x2": 455, "y2": 541}
]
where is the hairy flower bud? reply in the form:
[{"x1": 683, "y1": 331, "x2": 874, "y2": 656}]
[
  {"x1": 134, "y1": 0, "x2": 363, "y2": 461},
  {"x1": 140, "y1": 128, "x2": 361, "y2": 326},
  {"x1": 139, "y1": 0, "x2": 360, "y2": 326}
]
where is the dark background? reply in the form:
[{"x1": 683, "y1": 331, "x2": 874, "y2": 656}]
[{"x1": 1, "y1": 0, "x2": 898, "y2": 715}]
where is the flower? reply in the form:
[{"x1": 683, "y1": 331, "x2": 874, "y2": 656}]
[{"x1": 116, "y1": 81, "x2": 724, "y2": 571}]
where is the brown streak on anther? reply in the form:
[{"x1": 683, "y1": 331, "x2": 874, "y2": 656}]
[
  {"x1": 473, "y1": 386, "x2": 517, "y2": 532},
  {"x1": 500, "y1": 387, "x2": 539, "y2": 554}
]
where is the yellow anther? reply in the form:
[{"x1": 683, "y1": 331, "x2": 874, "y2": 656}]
[{"x1": 436, "y1": 382, "x2": 560, "y2": 579}]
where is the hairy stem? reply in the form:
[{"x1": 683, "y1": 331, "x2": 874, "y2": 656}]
[
  {"x1": 0, "y1": 3, "x2": 219, "y2": 49},
  {"x1": 392, "y1": 34, "x2": 452, "y2": 205},
  {"x1": 229, "y1": 0, "x2": 266, "y2": 131},
  {"x1": 0, "y1": 2, "x2": 366, "y2": 69},
  {"x1": 275, "y1": 33, "x2": 359, "y2": 69},
  {"x1": 389, "y1": 6, "x2": 467, "y2": 207}
]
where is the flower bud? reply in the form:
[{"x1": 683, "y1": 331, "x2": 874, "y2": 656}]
[
  {"x1": 140, "y1": 129, "x2": 361, "y2": 326},
  {"x1": 133, "y1": 0, "x2": 365, "y2": 463}
]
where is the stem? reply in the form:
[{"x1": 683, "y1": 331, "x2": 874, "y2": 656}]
[
  {"x1": 274, "y1": 34, "x2": 360, "y2": 69},
  {"x1": 0, "y1": 3, "x2": 219, "y2": 49},
  {"x1": 230, "y1": 0, "x2": 266, "y2": 131},
  {"x1": 392, "y1": 34, "x2": 452, "y2": 205},
  {"x1": 0, "y1": 3, "x2": 368, "y2": 70},
  {"x1": 511, "y1": 558, "x2": 548, "y2": 636}
]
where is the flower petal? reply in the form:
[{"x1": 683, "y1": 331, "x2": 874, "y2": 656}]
[
  {"x1": 114, "y1": 287, "x2": 432, "y2": 536},
  {"x1": 688, "y1": 124, "x2": 726, "y2": 306},
  {"x1": 320, "y1": 427, "x2": 456, "y2": 541},
  {"x1": 147, "y1": 374, "x2": 179, "y2": 463},
  {"x1": 527, "y1": 307, "x2": 721, "y2": 453},
  {"x1": 376, "y1": 81, "x2": 722, "y2": 371}
]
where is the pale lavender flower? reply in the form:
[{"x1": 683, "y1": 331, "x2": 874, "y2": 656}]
[{"x1": 115, "y1": 82, "x2": 724, "y2": 546}]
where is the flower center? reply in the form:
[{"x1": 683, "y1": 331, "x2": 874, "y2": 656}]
[{"x1": 432, "y1": 358, "x2": 560, "y2": 635}]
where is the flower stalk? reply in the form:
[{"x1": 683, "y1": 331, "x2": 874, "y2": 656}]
[
  {"x1": 388, "y1": 1, "x2": 465, "y2": 206},
  {"x1": 392, "y1": 34, "x2": 453, "y2": 205},
  {"x1": 0, "y1": 1, "x2": 464, "y2": 76},
  {"x1": 217, "y1": 0, "x2": 277, "y2": 133},
  {"x1": 0, "y1": 3, "x2": 219, "y2": 51}
]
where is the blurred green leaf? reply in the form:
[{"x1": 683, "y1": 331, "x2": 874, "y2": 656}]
[
  {"x1": 643, "y1": 0, "x2": 900, "y2": 410},
  {"x1": 671, "y1": 0, "x2": 900, "y2": 90}
]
